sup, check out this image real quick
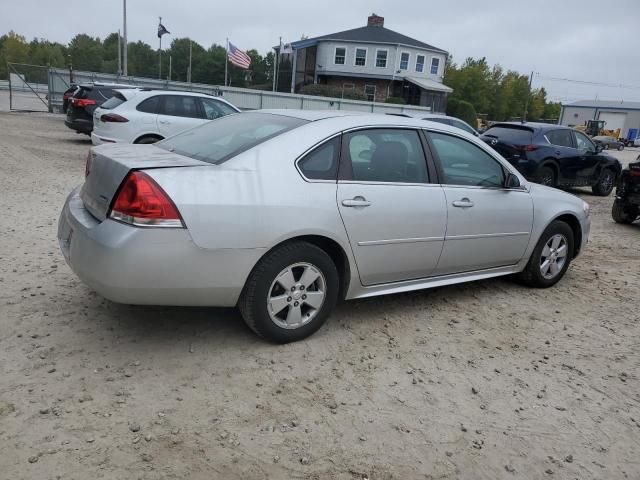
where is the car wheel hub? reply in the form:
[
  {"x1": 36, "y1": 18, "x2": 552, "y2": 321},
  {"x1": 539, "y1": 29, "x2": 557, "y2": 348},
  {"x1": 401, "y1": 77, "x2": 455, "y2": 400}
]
[
  {"x1": 267, "y1": 263, "x2": 326, "y2": 329},
  {"x1": 539, "y1": 234, "x2": 568, "y2": 279}
]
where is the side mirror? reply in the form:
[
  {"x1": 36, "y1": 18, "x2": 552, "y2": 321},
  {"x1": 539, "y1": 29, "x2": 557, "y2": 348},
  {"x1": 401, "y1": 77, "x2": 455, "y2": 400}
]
[{"x1": 505, "y1": 172, "x2": 521, "y2": 189}]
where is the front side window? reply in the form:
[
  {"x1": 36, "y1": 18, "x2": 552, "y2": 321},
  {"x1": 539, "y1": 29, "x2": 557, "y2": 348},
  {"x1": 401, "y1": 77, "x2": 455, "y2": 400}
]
[
  {"x1": 199, "y1": 98, "x2": 237, "y2": 120},
  {"x1": 429, "y1": 132, "x2": 505, "y2": 187},
  {"x1": 430, "y1": 57, "x2": 440, "y2": 75},
  {"x1": 376, "y1": 49, "x2": 388, "y2": 68},
  {"x1": 157, "y1": 113, "x2": 308, "y2": 165},
  {"x1": 160, "y1": 95, "x2": 201, "y2": 118},
  {"x1": 355, "y1": 48, "x2": 367, "y2": 66},
  {"x1": 334, "y1": 47, "x2": 346, "y2": 65},
  {"x1": 399, "y1": 52, "x2": 410, "y2": 70},
  {"x1": 343, "y1": 129, "x2": 428, "y2": 184},
  {"x1": 415, "y1": 55, "x2": 425, "y2": 73},
  {"x1": 574, "y1": 131, "x2": 595, "y2": 151},
  {"x1": 364, "y1": 84, "x2": 376, "y2": 102},
  {"x1": 298, "y1": 136, "x2": 340, "y2": 180},
  {"x1": 545, "y1": 129, "x2": 573, "y2": 148}
]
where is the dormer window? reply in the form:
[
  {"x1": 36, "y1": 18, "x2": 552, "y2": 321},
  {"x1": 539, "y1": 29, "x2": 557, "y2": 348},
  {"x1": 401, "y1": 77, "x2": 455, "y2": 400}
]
[{"x1": 334, "y1": 47, "x2": 346, "y2": 65}]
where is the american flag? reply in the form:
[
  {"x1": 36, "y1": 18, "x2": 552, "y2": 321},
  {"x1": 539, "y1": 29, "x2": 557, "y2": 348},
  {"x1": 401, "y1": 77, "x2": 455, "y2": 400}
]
[{"x1": 227, "y1": 42, "x2": 251, "y2": 69}]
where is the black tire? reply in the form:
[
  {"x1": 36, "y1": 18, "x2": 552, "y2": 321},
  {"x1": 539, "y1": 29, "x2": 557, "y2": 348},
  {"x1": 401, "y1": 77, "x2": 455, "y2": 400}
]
[
  {"x1": 535, "y1": 166, "x2": 556, "y2": 187},
  {"x1": 604, "y1": 144, "x2": 609, "y2": 150},
  {"x1": 617, "y1": 144, "x2": 624, "y2": 151},
  {"x1": 592, "y1": 168, "x2": 616, "y2": 196},
  {"x1": 135, "y1": 135, "x2": 163, "y2": 144},
  {"x1": 518, "y1": 221, "x2": 574, "y2": 288},
  {"x1": 612, "y1": 202, "x2": 638, "y2": 224},
  {"x1": 238, "y1": 241, "x2": 339, "y2": 343}
]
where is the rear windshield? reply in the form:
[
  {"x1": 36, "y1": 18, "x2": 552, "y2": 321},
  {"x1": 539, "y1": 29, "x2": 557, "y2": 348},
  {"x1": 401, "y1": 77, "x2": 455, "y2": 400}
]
[
  {"x1": 100, "y1": 92, "x2": 127, "y2": 110},
  {"x1": 157, "y1": 113, "x2": 309, "y2": 164},
  {"x1": 483, "y1": 126, "x2": 533, "y2": 144}
]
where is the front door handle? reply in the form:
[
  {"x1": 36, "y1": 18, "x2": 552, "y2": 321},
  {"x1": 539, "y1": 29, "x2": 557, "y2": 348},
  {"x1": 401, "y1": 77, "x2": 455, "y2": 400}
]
[
  {"x1": 452, "y1": 198, "x2": 474, "y2": 208},
  {"x1": 159, "y1": 120, "x2": 171, "y2": 125},
  {"x1": 342, "y1": 196, "x2": 372, "y2": 208}
]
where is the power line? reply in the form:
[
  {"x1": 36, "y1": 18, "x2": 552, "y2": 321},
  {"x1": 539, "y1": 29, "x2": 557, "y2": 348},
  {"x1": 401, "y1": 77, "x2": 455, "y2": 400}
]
[{"x1": 535, "y1": 73, "x2": 640, "y2": 91}]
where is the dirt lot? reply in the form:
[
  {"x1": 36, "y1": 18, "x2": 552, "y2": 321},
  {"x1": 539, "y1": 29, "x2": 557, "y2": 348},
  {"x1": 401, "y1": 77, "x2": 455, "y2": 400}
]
[{"x1": 0, "y1": 111, "x2": 639, "y2": 480}]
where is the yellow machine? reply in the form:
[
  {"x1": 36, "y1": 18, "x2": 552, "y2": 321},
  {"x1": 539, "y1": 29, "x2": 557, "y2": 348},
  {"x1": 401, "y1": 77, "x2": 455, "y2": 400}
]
[{"x1": 576, "y1": 120, "x2": 621, "y2": 139}]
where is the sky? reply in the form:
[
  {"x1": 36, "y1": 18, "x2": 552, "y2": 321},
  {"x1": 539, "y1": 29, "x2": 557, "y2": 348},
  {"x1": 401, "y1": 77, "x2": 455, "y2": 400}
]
[{"x1": 2, "y1": 0, "x2": 640, "y2": 103}]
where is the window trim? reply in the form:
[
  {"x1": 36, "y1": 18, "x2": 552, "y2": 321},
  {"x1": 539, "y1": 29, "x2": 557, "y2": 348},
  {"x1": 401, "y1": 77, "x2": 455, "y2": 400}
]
[
  {"x1": 399, "y1": 51, "x2": 411, "y2": 71},
  {"x1": 354, "y1": 47, "x2": 368, "y2": 67},
  {"x1": 430, "y1": 57, "x2": 441, "y2": 75},
  {"x1": 375, "y1": 48, "x2": 389, "y2": 68},
  {"x1": 334, "y1": 45, "x2": 347, "y2": 66},
  {"x1": 415, "y1": 54, "x2": 425, "y2": 73}
]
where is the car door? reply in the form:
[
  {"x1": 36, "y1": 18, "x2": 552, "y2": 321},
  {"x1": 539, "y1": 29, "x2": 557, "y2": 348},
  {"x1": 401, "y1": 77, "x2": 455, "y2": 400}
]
[
  {"x1": 426, "y1": 131, "x2": 534, "y2": 275},
  {"x1": 572, "y1": 130, "x2": 601, "y2": 184},
  {"x1": 544, "y1": 129, "x2": 577, "y2": 184},
  {"x1": 336, "y1": 128, "x2": 447, "y2": 286},
  {"x1": 156, "y1": 95, "x2": 206, "y2": 137}
]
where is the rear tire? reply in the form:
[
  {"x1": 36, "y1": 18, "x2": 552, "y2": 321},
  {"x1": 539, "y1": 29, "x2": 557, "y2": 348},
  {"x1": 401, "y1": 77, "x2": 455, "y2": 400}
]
[
  {"x1": 604, "y1": 144, "x2": 610, "y2": 150},
  {"x1": 238, "y1": 241, "x2": 339, "y2": 343},
  {"x1": 535, "y1": 166, "x2": 556, "y2": 187},
  {"x1": 592, "y1": 169, "x2": 615, "y2": 196},
  {"x1": 617, "y1": 144, "x2": 624, "y2": 151},
  {"x1": 135, "y1": 135, "x2": 163, "y2": 144},
  {"x1": 518, "y1": 221, "x2": 574, "y2": 288},
  {"x1": 612, "y1": 202, "x2": 638, "y2": 224}
]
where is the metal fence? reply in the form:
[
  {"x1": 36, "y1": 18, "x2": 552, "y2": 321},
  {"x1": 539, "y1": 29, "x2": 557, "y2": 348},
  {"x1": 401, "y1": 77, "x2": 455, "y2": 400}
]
[
  {"x1": 47, "y1": 67, "x2": 433, "y2": 116},
  {"x1": 6, "y1": 63, "x2": 50, "y2": 112}
]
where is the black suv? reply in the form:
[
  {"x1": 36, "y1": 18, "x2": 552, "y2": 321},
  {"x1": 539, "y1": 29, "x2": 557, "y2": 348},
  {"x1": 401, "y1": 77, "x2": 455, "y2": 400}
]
[
  {"x1": 612, "y1": 157, "x2": 640, "y2": 224},
  {"x1": 65, "y1": 83, "x2": 134, "y2": 134},
  {"x1": 481, "y1": 122, "x2": 622, "y2": 196}
]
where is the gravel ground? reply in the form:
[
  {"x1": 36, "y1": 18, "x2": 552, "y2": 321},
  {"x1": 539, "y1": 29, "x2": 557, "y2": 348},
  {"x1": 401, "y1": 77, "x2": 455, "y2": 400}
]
[{"x1": 0, "y1": 111, "x2": 639, "y2": 480}]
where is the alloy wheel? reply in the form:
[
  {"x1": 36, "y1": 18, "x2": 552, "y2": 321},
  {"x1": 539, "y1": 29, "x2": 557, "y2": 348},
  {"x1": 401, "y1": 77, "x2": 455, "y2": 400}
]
[
  {"x1": 599, "y1": 171, "x2": 614, "y2": 193},
  {"x1": 267, "y1": 262, "x2": 326, "y2": 329},
  {"x1": 539, "y1": 234, "x2": 568, "y2": 279}
]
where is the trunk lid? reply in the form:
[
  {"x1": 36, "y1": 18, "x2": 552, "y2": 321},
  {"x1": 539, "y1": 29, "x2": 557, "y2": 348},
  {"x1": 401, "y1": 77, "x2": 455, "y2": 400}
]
[
  {"x1": 480, "y1": 125, "x2": 535, "y2": 161},
  {"x1": 80, "y1": 144, "x2": 208, "y2": 221}
]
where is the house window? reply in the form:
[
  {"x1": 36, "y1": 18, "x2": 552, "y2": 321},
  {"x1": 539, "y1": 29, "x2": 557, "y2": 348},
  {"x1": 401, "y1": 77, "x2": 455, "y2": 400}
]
[
  {"x1": 375, "y1": 49, "x2": 388, "y2": 68},
  {"x1": 430, "y1": 57, "x2": 440, "y2": 75},
  {"x1": 399, "y1": 52, "x2": 410, "y2": 70},
  {"x1": 364, "y1": 84, "x2": 376, "y2": 102},
  {"x1": 334, "y1": 47, "x2": 346, "y2": 65},
  {"x1": 415, "y1": 55, "x2": 425, "y2": 73},
  {"x1": 355, "y1": 48, "x2": 367, "y2": 66}
]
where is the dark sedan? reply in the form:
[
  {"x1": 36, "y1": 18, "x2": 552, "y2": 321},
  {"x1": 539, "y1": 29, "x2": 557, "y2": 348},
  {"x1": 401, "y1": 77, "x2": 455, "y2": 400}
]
[{"x1": 481, "y1": 122, "x2": 622, "y2": 196}]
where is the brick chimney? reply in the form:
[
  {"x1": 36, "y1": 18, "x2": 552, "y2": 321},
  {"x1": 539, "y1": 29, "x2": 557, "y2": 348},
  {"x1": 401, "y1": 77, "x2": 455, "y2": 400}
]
[{"x1": 367, "y1": 14, "x2": 384, "y2": 27}]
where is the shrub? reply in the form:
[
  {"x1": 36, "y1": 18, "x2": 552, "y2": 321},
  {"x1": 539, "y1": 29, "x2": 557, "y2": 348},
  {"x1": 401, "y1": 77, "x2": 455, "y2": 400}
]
[
  {"x1": 446, "y1": 98, "x2": 477, "y2": 126},
  {"x1": 299, "y1": 84, "x2": 367, "y2": 101},
  {"x1": 384, "y1": 96, "x2": 406, "y2": 104}
]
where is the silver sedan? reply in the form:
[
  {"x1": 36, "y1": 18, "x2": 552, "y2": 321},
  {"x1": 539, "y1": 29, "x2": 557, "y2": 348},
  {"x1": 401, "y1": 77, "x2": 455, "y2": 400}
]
[{"x1": 58, "y1": 110, "x2": 591, "y2": 342}]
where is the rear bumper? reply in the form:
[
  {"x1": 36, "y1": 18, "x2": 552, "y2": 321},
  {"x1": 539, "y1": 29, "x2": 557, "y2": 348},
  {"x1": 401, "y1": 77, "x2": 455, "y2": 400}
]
[
  {"x1": 65, "y1": 118, "x2": 93, "y2": 134},
  {"x1": 58, "y1": 186, "x2": 265, "y2": 307}
]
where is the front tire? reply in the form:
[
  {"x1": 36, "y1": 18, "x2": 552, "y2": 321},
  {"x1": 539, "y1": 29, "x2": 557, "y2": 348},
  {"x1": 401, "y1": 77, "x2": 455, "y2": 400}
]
[
  {"x1": 592, "y1": 169, "x2": 615, "y2": 196},
  {"x1": 617, "y1": 144, "x2": 624, "y2": 151},
  {"x1": 238, "y1": 241, "x2": 339, "y2": 343},
  {"x1": 535, "y1": 166, "x2": 556, "y2": 187},
  {"x1": 518, "y1": 221, "x2": 574, "y2": 288}
]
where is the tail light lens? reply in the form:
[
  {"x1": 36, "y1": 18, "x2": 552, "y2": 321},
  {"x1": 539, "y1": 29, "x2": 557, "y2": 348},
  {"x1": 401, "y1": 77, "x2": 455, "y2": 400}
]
[
  {"x1": 516, "y1": 144, "x2": 538, "y2": 152},
  {"x1": 71, "y1": 98, "x2": 96, "y2": 107},
  {"x1": 100, "y1": 113, "x2": 129, "y2": 123},
  {"x1": 109, "y1": 171, "x2": 184, "y2": 228}
]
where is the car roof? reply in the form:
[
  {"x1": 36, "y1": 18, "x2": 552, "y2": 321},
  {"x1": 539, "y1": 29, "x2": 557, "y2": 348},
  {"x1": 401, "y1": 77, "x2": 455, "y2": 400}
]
[{"x1": 489, "y1": 121, "x2": 567, "y2": 132}]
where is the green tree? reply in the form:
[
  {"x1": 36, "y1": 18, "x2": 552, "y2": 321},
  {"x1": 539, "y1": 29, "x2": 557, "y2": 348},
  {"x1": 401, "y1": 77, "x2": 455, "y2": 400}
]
[
  {"x1": 68, "y1": 34, "x2": 103, "y2": 71},
  {"x1": 127, "y1": 41, "x2": 157, "y2": 78},
  {"x1": 101, "y1": 32, "x2": 121, "y2": 74},
  {"x1": 29, "y1": 39, "x2": 66, "y2": 68}
]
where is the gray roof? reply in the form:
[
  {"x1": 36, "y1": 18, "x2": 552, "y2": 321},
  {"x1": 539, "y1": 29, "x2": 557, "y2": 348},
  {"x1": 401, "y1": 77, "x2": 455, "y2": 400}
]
[
  {"x1": 563, "y1": 99, "x2": 640, "y2": 109},
  {"x1": 291, "y1": 25, "x2": 447, "y2": 54}
]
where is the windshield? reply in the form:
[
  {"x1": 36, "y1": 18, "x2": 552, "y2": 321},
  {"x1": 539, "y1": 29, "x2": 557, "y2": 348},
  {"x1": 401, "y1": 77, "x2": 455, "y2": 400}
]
[{"x1": 157, "y1": 113, "x2": 309, "y2": 164}]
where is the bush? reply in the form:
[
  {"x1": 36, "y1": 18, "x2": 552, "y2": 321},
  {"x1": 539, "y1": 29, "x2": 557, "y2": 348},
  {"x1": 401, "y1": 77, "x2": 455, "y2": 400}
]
[
  {"x1": 299, "y1": 84, "x2": 367, "y2": 101},
  {"x1": 384, "y1": 96, "x2": 406, "y2": 105},
  {"x1": 446, "y1": 98, "x2": 477, "y2": 126}
]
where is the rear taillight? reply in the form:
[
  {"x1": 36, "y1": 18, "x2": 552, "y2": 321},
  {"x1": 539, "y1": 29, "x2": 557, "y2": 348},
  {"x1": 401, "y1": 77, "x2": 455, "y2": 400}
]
[
  {"x1": 630, "y1": 170, "x2": 640, "y2": 177},
  {"x1": 100, "y1": 113, "x2": 129, "y2": 123},
  {"x1": 109, "y1": 171, "x2": 184, "y2": 228},
  {"x1": 72, "y1": 98, "x2": 96, "y2": 107},
  {"x1": 515, "y1": 144, "x2": 538, "y2": 152}
]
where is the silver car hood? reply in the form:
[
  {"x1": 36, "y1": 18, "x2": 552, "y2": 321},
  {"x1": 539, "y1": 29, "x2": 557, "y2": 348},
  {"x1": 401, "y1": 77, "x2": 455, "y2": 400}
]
[{"x1": 80, "y1": 143, "x2": 208, "y2": 221}]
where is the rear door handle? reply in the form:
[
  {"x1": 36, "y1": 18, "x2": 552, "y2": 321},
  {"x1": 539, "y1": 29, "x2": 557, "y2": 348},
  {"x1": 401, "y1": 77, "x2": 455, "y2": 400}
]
[
  {"x1": 342, "y1": 196, "x2": 372, "y2": 208},
  {"x1": 159, "y1": 120, "x2": 171, "y2": 125},
  {"x1": 452, "y1": 198, "x2": 474, "y2": 208}
]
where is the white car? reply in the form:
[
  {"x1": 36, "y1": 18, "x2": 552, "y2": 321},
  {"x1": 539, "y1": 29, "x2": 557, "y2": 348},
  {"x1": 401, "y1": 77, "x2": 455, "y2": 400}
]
[{"x1": 90, "y1": 89, "x2": 240, "y2": 145}]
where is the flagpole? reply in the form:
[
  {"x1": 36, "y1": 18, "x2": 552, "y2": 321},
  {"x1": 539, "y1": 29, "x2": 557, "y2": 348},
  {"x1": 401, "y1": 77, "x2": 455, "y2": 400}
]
[
  {"x1": 273, "y1": 36, "x2": 280, "y2": 92},
  {"x1": 158, "y1": 17, "x2": 162, "y2": 80},
  {"x1": 117, "y1": 29, "x2": 122, "y2": 76},
  {"x1": 224, "y1": 38, "x2": 229, "y2": 87},
  {"x1": 187, "y1": 40, "x2": 192, "y2": 83},
  {"x1": 122, "y1": 0, "x2": 128, "y2": 76}
]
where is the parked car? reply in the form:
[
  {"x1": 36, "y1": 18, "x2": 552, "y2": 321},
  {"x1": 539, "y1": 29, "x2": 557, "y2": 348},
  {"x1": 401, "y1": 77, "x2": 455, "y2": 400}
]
[
  {"x1": 421, "y1": 114, "x2": 478, "y2": 136},
  {"x1": 592, "y1": 135, "x2": 624, "y2": 151},
  {"x1": 62, "y1": 84, "x2": 79, "y2": 114},
  {"x1": 90, "y1": 90, "x2": 240, "y2": 145},
  {"x1": 59, "y1": 111, "x2": 591, "y2": 343},
  {"x1": 481, "y1": 122, "x2": 621, "y2": 195},
  {"x1": 612, "y1": 156, "x2": 640, "y2": 224},
  {"x1": 65, "y1": 83, "x2": 136, "y2": 135}
]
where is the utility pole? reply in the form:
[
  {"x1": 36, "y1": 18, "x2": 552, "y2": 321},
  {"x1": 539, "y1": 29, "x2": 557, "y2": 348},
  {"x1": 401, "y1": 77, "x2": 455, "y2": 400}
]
[
  {"x1": 523, "y1": 70, "x2": 533, "y2": 123},
  {"x1": 122, "y1": 0, "x2": 128, "y2": 76},
  {"x1": 187, "y1": 40, "x2": 192, "y2": 83},
  {"x1": 168, "y1": 55, "x2": 172, "y2": 81},
  {"x1": 117, "y1": 29, "x2": 121, "y2": 75}
]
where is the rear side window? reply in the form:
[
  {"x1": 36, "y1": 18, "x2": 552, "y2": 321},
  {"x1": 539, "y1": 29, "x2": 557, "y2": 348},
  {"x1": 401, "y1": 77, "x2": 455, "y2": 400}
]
[
  {"x1": 157, "y1": 113, "x2": 308, "y2": 164},
  {"x1": 298, "y1": 137, "x2": 340, "y2": 180},
  {"x1": 483, "y1": 126, "x2": 533, "y2": 144},
  {"x1": 343, "y1": 129, "x2": 429, "y2": 183},
  {"x1": 101, "y1": 92, "x2": 127, "y2": 110},
  {"x1": 160, "y1": 95, "x2": 201, "y2": 118},
  {"x1": 136, "y1": 96, "x2": 160, "y2": 114},
  {"x1": 545, "y1": 129, "x2": 573, "y2": 148}
]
